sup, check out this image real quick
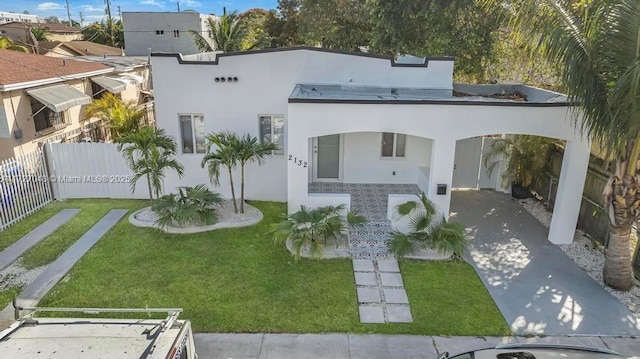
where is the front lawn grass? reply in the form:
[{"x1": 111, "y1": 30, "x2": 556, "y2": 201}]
[{"x1": 37, "y1": 200, "x2": 508, "y2": 335}]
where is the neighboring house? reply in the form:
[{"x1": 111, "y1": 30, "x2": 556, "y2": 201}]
[
  {"x1": 150, "y1": 47, "x2": 591, "y2": 246},
  {"x1": 0, "y1": 21, "x2": 33, "y2": 50},
  {"x1": 0, "y1": 11, "x2": 38, "y2": 24},
  {"x1": 122, "y1": 11, "x2": 215, "y2": 56},
  {"x1": 39, "y1": 41, "x2": 123, "y2": 57},
  {"x1": 0, "y1": 50, "x2": 147, "y2": 160},
  {"x1": 39, "y1": 23, "x2": 82, "y2": 42}
]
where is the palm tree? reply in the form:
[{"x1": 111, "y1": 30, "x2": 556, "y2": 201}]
[
  {"x1": 117, "y1": 126, "x2": 184, "y2": 201},
  {"x1": 85, "y1": 93, "x2": 144, "y2": 140},
  {"x1": 191, "y1": 7, "x2": 248, "y2": 52},
  {"x1": 30, "y1": 26, "x2": 50, "y2": 41},
  {"x1": 270, "y1": 204, "x2": 366, "y2": 260},
  {"x1": 201, "y1": 131, "x2": 240, "y2": 213},
  {"x1": 481, "y1": 0, "x2": 640, "y2": 290},
  {"x1": 235, "y1": 133, "x2": 277, "y2": 213},
  {"x1": 389, "y1": 193, "x2": 468, "y2": 258},
  {"x1": 0, "y1": 36, "x2": 29, "y2": 52}
]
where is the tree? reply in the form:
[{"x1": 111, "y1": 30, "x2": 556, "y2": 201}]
[
  {"x1": 270, "y1": 204, "x2": 366, "y2": 260},
  {"x1": 264, "y1": 0, "x2": 303, "y2": 47},
  {"x1": 235, "y1": 133, "x2": 277, "y2": 213},
  {"x1": 367, "y1": 0, "x2": 503, "y2": 82},
  {"x1": 389, "y1": 193, "x2": 468, "y2": 258},
  {"x1": 85, "y1": 93, "x2": 144, "y2": 140},
  {"x1": 298, "y1": 0, "x2": 371, "y2": 50},
  {"x1": 201, "y1": 131, "x2": 241, "y2": 213},
  {"x1": 30, "y1": 26, "x2": 50, "y2": 41},
  {"x1": 44, "y1": 16, "x2": 61, "y2": 23},
  {"x1": 82, "y1": 20, "x2": 124, "y2": 47},
  {"x1": 481, "y1": 0, "x2": 640, "y2": 290},
  {"x1": 192, "y1": 8, "x2": 249, "y2": 52},
  {"x1": 118, "y1": 126, "x2": 184, "y2": 202},
  {"x1": 238, "y1": 8, "x2": 272, "y2": 50},
  {"x1": 0, "y1": 36, "x2": 28, "y2": 52}
]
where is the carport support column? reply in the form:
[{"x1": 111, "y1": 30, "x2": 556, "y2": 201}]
[
  {"x1": 548, "y1": 138, "x2": 591, "y2": 244},
  {"x1": 429, "y1": 138, "x2": 456, "y2": 219}
]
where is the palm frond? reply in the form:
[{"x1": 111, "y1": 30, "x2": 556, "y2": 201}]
[{"x1": 396, "y1": 201, "x2": 417, "y2": 216}]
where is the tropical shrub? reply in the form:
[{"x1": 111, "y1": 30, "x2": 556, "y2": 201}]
[
  {"x1": 390, "y1": 193, "x2": 468, "y2": 258},
  {"x1": 151, "y1": 184, "x2": 223, "y2": 228},
  {"x1": 270, "y1": 204, "x2": 366, "y2": 260}
]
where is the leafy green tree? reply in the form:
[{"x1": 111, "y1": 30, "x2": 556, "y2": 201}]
[
  {"x1": 271, "y1": 204, "x2": 366, "y2": 260},
  {"x1": 238, "y1": 8, "x2": 272, "y2": 50},
  {"x1": 390, "y1": 193, "x2": 468, "y2": 258},
  {"x1": 264, "y1": 0, "x2": 303, "y2": 47},
  {"x1": 0, "y1": 36, "x2": 28, "y2": 52},
  {"x1": 299, "y1": 0, "x2": 371, "y2": 50},
  {"x1": 85, "y1": 93, "x2": 144, "y2": 140},
  {"x1": 82, "y1": 20, "x2": 124, "y2": 47},
  {"x1": 367, "y1": 0, "x2": 502, "y2": 82},
  {"x1": 192, "y1": 8, "x2": 249, "y2": 52},
  {"x1": 118, "y1": 126, "x2": 184, "y2": 202},
  {"x1": 152, "y1": 185, "x2": 223, "y2": 228},
  {"x1": 482, "y1": 0, "x2": 640, "y2": 290},
  {"x1": 44, "y1": 16, "x2": 61, "y2": 23},
  {"x1": 201, "y1": 131, "x2": 241, "y2": 213}
]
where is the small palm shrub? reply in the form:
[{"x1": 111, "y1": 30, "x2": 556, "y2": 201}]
[
  {"x1": 270, "y1": 204, "x2": 366, "y2": 260},
  {"x1": 390, "y1": 193, "x2": 468, "y2": 259},
  {"x1": 152, "y1": 184, "x2": 223, "y2": 228}
]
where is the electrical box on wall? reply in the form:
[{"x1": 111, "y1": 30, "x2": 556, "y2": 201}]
[{"x1": 437, "y1": 184, "x2": 447, "y2": 195}]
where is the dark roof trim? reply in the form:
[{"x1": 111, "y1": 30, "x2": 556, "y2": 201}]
[
  {"x1": 151, "y1": 46, "x2": 455, "y2": 67},
  {"x1": 288, "y1": 98, "x2": 572, "y2": 107}
]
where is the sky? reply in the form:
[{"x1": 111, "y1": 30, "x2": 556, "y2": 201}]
[{"x1": 1, "y1": 0, "x2": 278, "y2": 25}]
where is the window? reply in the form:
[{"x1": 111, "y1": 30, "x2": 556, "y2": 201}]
[
  {"x1": 381, "y1": 132, "x2": 406, "y2": 158},
  {"x1": 173, "y1": 29, "x2": 180, "y2": 37},
  {"x1": 155, "y1": 30, "x2": 164, "y2": 36},
  {"x1": 31, "y1": 97, "x2": 66, "y2": 134},
  {"x1": 259, "y1": 115, "x2": 284, "y2": 155},
  {"x1": 179, "y1": 114, "x2": 205, "y2": 154}
]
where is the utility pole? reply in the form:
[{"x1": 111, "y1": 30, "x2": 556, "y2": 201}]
[
  {"x1": 65, "y1": 0, "x2": 72, "y2": 26},
  {"x1": 177, "y1": 1, "x2": 180, "y2": 12},
  {"x1": 79, "y1": 11, "x2": 84, "y2": 27},
  {"x1": 105, "y1": 0, "x2": 113, "y2": 46},
  {"x1": 117, "y1": 5, "x2": 121, "y2": 20}
]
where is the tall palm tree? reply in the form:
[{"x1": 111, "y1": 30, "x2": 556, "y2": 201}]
[
  {"x1": 191, "y1": 7, "x2": 248, "y2": 52},
  {"x1": 236, "y1": 133, "x2": 277, "y2": 213},
  {"x1": 117, "y1": 126, "x2": 184, "y2": 201},
  {"x1": 85, "y1": 93, "x2": 144, "y2": 140},
  {"x1": 481, "y1": 0, "x2": 640, "y2": 290},
  {"x1": 0, "y1": 36, "x2": 29, "y2": 52},
  {"x1": 201, "y1": 131, "x2": 240, "y2": 213},
  {"x1": 30, "y1": 26, "x2": 50, "y2": 41}
]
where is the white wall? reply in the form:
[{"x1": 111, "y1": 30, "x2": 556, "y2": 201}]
[
  {"x1": 123, "y1": 12, "x2": 209, "y2": 56},
  {"x1": 151, "y1": 49, "x2": 454, "y2": 202}
]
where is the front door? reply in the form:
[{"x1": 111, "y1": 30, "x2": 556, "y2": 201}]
[
  {"x1": 313, "y1": 135, "x2": 342, "y2": 182},
  {"x1": 452, "y1": 137, "x2": 483, "y2": 188}
]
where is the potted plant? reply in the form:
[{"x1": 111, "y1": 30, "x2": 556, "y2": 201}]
[{"x1": 483, "y1": 135, "x2": 556, "y2": 199}]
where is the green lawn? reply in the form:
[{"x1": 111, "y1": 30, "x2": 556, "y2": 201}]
[{"x1": 6, "y1": 199, "x2": 508, "y2": 335}]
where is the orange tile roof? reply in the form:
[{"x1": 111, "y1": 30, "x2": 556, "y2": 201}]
[{"x1": 0, "y1": 50, "x2": 111, "y2": 88}]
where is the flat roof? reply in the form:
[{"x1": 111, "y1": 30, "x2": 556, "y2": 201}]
[
  {"x1": 288, "y1": 83, "x2": 569, "y2": 107},
  {"x1": 76, "y1": 56, "x2": 148, "y2": 71}
]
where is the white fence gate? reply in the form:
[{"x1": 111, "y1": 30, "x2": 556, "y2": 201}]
[
  {"x1": 0, "y1": 148, "x2": 53, "y2": 230},
  {"x1": 46, "y1": 143, "x2": 150, "y2": 200},
  {"x1": 452, "y1": 136, "x2": 501, "y2": 190}
]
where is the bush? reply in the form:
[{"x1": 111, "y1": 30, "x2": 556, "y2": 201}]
[{"x1": 152, "y1": 185, "x2": 223, "y2": 228}]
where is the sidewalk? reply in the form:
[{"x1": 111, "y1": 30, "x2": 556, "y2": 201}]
[{"x1": 194, "y1": 333, "x2": 640, "y2": 358}]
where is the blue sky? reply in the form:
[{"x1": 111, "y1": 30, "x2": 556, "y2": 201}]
[{"x1": 2, "y1": 0, "x2": 278, "y2": 24}]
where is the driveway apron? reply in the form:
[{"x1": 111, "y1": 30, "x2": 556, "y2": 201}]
[{"x1": 451, "y1": 190, "x2": 640, "y2": 335}]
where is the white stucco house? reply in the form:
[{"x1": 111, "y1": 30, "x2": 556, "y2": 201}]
[{"x1": 150, "y1": 47, "x2": 590, "y2": 245}]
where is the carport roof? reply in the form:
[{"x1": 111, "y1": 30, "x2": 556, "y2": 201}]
[{"x1": 289, "y1": 83, "x2": 569, "y2": 107}]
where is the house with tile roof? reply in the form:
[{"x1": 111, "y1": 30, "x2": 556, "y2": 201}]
[
  {"x1": 0, "y1": 50, "x2": 150, "y2": 160},
  {"x1": 38, "y1": 23, "x2": 82, "y2": 42},
  {"x1": 39, "y1": 41, "x2": 123, "y2": 57}
]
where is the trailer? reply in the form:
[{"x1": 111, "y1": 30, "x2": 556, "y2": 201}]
[{"x1": 0, "y1": 305, "x2": 197, "y2": 359}]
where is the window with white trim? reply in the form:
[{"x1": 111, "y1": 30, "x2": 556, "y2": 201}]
[
  {"x1": 381, "y1": 132, "x2": 406, "y2": 158},
  {"x1": 259, "y1": 115, "x2": 284, "y2": 155},
  {"x1": 179, "y1": 114, "x2": 205, "y2": 154}
]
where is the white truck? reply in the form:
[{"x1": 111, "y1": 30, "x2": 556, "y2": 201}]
[{"x1": 0, "y1": 305, "x2": 197, "y2": 359}]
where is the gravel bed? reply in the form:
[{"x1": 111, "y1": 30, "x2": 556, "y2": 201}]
[
  {"x1": 518, "y1": 198, "x2": 640, "y2": 315},
  {"x1": 134, "y1": 199, "x2": 261, "y2": 226},
  {"x1": 0, "y1": 259, "x2": 47, "y2": 291}
]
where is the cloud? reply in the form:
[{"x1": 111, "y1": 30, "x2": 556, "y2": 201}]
[
  {"x1": 36, "y1": 2, "x2": 65, "y2": 10},
  {"x1": 140, "y1": 0, "x2": 165, "y2": 8},
  {"x1": 181, "y1": 0, "x2": 202, "y2": 7},
  {"x1": 81, "y1": 5, "x2": 104, "y2": 12}
]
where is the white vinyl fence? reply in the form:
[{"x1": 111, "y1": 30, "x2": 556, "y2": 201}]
[
  {"x1": 46, "y1": 143, "x2": 150, "y2": 200},
  {"x1": 0, "y1": 148, "x2": 53, "y2": 230}
]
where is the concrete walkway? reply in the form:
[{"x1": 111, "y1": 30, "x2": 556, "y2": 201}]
[
  {"x1": 0, "y1": 209, "x2": 80, "y2": 271},
  {"x1": 193, "y1": 333, "x2": 640, "y2": 358},
  {"x1": 17, "y1": 209, "x2": 128, "y2": 307},
  {"x1": 451, "y1": 190, "x2": 640, "y2": 336},
  {"x1": 354, "y1": 258, "x2": 412, "y2": 323}
]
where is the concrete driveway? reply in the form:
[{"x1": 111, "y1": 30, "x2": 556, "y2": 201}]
[{"x1": 451, "y1": 190, "x2": 640, "y2": 336}]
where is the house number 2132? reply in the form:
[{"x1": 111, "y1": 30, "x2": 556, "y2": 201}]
[{"x1": 288, "y1": 154, "x2": 308, "y2": 168}]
